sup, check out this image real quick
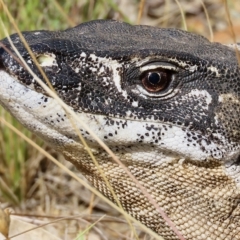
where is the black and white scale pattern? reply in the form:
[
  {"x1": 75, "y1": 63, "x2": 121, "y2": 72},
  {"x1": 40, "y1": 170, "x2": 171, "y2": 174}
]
[{"x1": 0, "y1": 20, "x2": 240, "y2": 239}]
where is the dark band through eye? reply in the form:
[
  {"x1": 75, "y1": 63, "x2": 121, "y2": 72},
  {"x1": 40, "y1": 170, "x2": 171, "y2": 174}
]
[{"x1": 140, "y1": 69, "x2": 172, "y2": 92}]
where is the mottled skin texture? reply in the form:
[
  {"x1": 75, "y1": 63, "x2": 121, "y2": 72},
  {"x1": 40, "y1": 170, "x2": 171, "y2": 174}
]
[{"x1": 0, "y1": 20, "x2": 240, "y2": 239}]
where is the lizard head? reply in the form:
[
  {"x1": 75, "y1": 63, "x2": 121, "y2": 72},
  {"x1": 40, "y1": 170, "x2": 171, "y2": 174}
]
[
  {"x1": 1, "y1": 20, "x2": 240, "y2": 239},
  {"x1": 0, "y1": 19, "x2": 239, "y2": 164}
]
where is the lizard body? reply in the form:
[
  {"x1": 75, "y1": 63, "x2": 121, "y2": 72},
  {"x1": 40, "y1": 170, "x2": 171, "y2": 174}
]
[{"x1": 0, "y1": 20, "x2": 240, "y2": 239}]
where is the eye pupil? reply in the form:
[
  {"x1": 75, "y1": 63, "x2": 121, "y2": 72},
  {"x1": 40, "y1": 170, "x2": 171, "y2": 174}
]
[
  {"x1": 148, "y1": 72, "x2": 161, "y2": 85},
  {"x1": 141, "y1": 69, "x2": 171, "y2": 93}
]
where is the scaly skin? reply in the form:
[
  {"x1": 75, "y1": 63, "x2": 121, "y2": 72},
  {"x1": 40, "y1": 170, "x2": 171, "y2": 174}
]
[{"x1": 0, "y1": 20, "x2": 240, "y2": 239}]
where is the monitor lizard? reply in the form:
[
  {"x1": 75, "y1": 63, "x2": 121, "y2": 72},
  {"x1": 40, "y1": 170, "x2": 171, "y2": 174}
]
[{"x1": 0, "y1": 20, "x2": 239, "y2": 240}]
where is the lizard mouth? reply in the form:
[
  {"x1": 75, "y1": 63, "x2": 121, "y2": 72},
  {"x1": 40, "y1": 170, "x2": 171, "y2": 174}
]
[
  {"x1": 0, "y1": 69, "x2": 77, "y2": 142},
  {"x1": 0, "y1": 44, "x2": 232, "y2": 164},
  {"x1": 0, "y1": 69, "x2": 227, "y2": 163},
  {"x1": 0, "y1": 26, "x2": 238, "y2": 164}
]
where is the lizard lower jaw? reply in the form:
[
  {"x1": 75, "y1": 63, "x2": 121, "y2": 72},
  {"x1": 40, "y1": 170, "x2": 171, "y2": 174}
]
[{"x1": 0, "y1": 70, "x2": 79, "y2": 146}]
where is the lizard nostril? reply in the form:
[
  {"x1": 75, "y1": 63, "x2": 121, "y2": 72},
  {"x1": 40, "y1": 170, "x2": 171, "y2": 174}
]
[{"x1": 36, "y1": 53, "x2": 58, "y2": 67}]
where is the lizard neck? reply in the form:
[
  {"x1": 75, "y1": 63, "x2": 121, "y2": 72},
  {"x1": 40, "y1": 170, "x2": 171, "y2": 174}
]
[{"x1": 61, "y1": 144, "x2": 240, "y2": 239}]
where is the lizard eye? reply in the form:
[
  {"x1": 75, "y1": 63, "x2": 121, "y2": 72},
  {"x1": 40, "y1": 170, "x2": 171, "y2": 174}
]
[{"x1": 141, "y1": 69, "x2": 171, "y2": 92}]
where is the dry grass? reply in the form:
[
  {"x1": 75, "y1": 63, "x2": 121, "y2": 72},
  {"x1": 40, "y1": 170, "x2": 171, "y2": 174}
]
[{"x1": 0, "y1": 0, "x2": 240, "y2": 239}]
